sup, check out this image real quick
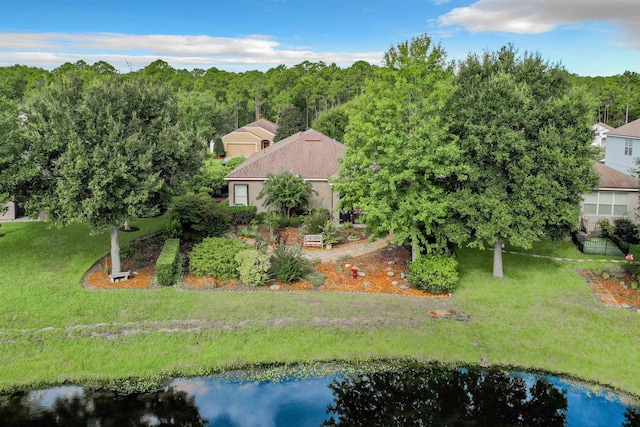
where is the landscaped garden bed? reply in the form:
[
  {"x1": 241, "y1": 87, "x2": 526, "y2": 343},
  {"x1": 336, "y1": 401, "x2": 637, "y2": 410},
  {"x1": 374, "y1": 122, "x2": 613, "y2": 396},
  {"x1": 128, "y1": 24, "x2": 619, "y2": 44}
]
[
  {"x1": 580, "y1": 266, "x2": 640, "y2": 309},
  {"x1": 82, "y1": 230, "x2": 446, "y2": 298}
]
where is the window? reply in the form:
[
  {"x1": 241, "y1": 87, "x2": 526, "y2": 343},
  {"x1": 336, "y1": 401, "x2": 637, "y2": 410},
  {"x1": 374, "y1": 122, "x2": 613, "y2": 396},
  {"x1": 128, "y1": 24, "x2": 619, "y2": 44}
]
[
  {"x1": 625, "y1": 139, "x2": 633, "y2": 156},
  {"x1": 583, "y1": 191, "x2": 629, "y2": 216},
  {"x1": 234, "y1": 184, "x2": 248, "y2": 206}
]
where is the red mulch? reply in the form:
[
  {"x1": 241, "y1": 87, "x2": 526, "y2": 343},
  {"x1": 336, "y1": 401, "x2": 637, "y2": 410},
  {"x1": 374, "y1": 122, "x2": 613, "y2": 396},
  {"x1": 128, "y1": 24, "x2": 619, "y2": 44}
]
[
  {"x1": 598, "y1": 276, "x2": 640, "y2": 309},
  {"x1": 82, "y1": 231, "x2": 448, "y2": 298}
]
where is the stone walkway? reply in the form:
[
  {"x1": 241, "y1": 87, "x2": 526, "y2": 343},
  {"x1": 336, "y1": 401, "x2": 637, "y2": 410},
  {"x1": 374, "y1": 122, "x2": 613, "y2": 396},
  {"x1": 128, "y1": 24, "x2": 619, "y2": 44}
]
[
  {"x1": 300, "y1": 237, "x2": 391, "y2": 262},
  {"x1": 503, "y1": 249, "x2": 635, "y2": 265}
]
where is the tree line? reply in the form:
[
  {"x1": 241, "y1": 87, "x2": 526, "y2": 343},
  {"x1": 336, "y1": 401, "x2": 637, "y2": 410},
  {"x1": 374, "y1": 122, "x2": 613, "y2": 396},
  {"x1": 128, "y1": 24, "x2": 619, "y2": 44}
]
[
  {"x1": 1, "y1": 56, "x2": 638, "y2": 147},
  {"x1": 0, "y1": 35, "x2": 629, "y2": 279}
]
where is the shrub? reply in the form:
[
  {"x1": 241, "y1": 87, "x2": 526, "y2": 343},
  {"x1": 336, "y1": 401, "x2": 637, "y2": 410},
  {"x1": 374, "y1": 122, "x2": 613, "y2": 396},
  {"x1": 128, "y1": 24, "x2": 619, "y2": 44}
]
[
  {"x1": 407, "y1": 254, "x2": 459, "y2": 294},
  {"x1": 165, "y1": 195, "x2": 228, "y2": 242},
  {"x1": 270, "y1": 244, "x2": 307, "y2": 283},
  {"x1": 322, "y1": 220, "x2": 341, "y2": 246},
  {"x1": 198, "y1": 186, "x2": 213, "y2": 196},
  {"x1": 235, "y1": 249, "x2": 271, "y2": 286},
  {"x1": 288, "y1": 216, "x2": 304, "y2": 228},
  {"x1": 599, "y1": 220, "x2": 613, "y2": 237},
  {"x1": 224, "y1": 205, "x2": 257, "y2": 226},
  {"x1": 613, "y1": 218, "x2": 639, "y2": 243},
  {"x1": 189, "y1": 161, "x2": 228, "y2": 195},
  {"x1": 189, "y1": 237, "x2": 250, "y2": 279},
  {"x1": 264, "y1": 211, "x2": 282, "y2": 234},
  {"x1": 155, "y1": 238, "x2": 181, "y2": 286},
  {"x1": 225, "y1": 157, "x2": 245, "y2": 170},
  {"x1": 300, "y1": 209, "x2": 330, "y2": 235}
]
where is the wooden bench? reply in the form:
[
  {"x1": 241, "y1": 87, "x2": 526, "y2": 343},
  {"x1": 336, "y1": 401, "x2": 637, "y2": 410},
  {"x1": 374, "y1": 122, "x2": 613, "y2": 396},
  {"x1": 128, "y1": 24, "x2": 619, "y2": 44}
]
[
  {"x1": 109, "y1": 271, "x2": 131, "y2": 282},
  {"x1": 303, "y1": 234, "x2": 324, "y2": 249}
]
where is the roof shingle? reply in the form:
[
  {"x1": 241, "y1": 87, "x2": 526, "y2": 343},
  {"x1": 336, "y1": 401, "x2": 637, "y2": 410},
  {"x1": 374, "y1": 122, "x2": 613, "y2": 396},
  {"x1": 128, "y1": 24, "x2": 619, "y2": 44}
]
[
  {"x1": 593, "y1": 162, "x2": 639, "y2": 190},
  {"x1": 225, "y1": 129, "x2": 345, "y2": 180},
  {"x1": 609, "y1": 118, "x2": 640, "y2": 139}
]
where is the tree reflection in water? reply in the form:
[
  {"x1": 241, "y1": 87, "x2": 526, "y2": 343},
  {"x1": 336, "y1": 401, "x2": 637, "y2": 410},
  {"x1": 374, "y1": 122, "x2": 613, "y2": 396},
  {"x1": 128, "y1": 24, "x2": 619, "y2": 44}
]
[
  {"x1": 0, "y1": 386, "x2": 206, "y2": 427},
  {"x1": 323, "y1": 365, "x2": 568, "y2": 426}
]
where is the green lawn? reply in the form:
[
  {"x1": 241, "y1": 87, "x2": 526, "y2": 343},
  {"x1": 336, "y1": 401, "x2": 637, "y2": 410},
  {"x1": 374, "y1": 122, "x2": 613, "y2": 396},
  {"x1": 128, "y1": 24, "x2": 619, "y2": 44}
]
[{"x1": 0, "y1": 220, "x2": 639, "y2": 397}]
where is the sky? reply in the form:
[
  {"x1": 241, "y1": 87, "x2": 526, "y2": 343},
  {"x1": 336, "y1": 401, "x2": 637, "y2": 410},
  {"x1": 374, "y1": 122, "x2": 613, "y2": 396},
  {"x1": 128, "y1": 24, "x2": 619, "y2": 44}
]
[{"x1": 0, "y1": 0, "x2": 638, "y2": 77}]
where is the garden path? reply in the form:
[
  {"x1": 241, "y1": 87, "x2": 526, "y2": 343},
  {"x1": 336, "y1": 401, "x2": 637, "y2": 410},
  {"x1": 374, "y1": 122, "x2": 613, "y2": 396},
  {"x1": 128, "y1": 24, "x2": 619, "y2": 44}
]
[{"x1": 300, "y1": 237, "x2": 391, "y2": 262}]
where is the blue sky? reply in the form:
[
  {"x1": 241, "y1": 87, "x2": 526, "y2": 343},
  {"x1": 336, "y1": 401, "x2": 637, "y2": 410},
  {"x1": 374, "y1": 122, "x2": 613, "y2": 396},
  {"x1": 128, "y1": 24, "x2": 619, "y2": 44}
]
[{"x1": 0, "y1": 0, "x2": 638, "y2": 76}]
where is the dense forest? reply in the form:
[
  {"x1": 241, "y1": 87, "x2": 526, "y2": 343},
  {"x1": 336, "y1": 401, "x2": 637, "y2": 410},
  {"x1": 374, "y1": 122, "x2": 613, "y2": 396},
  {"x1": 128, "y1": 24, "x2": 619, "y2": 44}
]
[{"x1": 0, "y1": 59, "x2": 637, "y2": 151}]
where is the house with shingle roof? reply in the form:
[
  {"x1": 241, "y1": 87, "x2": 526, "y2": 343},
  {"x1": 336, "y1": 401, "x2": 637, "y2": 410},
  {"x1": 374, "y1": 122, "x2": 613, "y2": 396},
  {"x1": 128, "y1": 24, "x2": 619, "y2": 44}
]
[
  {"x1": 225, "y1": 129, "x2": 344, "y2": 215},
  {"x1": 215, "y1": 118, "x2": 278, "y2": 159},
  {"x1": 603, "y1": 117, "x2": 640, "y2": 176},
  {"x1": 580, "y1": 162, "x2": 639, "y2": 232}
]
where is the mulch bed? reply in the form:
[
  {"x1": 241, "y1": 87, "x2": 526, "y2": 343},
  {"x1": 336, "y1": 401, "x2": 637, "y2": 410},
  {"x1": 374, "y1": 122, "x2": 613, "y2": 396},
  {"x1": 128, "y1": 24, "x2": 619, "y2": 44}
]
[
  {"x1": 579, "y1": 268, "x2": 640, "y2": 309},
  {"x1": 82, "y1": 231, "x2": 448, "y2": 298}
]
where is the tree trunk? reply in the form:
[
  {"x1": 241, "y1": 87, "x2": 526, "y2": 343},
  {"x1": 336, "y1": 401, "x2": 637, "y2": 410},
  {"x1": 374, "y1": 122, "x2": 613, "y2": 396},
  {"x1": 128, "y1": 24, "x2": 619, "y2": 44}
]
[
  {"x1": 411, "y1": 235, "x2": 418, "y2": 262},
  {"x1": 493, "y1": 239, "x2": 504, "y2": 278},
  {"x1": 110, "y1": 225, "x2": 122, "y2": 275},
  {"x1": 124, "y1": 219, "x2": 130, "y2": 231}
]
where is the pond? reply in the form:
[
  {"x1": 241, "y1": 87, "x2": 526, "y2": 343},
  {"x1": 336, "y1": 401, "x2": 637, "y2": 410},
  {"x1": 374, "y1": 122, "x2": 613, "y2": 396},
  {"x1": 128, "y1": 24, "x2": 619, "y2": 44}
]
[{"x1": 1, "y1": 364, "x2": 639, "y2": 426}]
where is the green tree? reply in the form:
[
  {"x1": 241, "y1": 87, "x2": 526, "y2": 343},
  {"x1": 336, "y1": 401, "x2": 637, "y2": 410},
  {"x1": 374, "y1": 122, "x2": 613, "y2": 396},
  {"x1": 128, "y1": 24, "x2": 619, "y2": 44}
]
[
  {"x1": 212, "y1": 135, "x2": 225, "y2": 157},
  {"x1": 335, "y1": 34, "x2": 464, "y2": 260},
  {"x1": 446, "y1": 46, "x2": 599, "y2": 277},
  {"x1": 257, "y1": 170, "x2": 312, "y2": 217},
  {"x1": 274, "y1": 106, "x2": 305, "y2": 141},
  {"x1": 312, "y1": 102, "x2": 351, "y2": 141},
  {"x1": 12, "y1": 74, "x2": 202, "y2": 276}
]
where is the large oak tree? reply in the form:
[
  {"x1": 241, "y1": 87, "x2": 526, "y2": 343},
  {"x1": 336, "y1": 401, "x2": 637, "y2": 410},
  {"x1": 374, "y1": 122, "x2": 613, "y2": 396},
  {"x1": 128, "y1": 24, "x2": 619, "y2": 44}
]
[
  {"x1": 8, "y1": 73, "x2": 202, "y2": 276},
  {"x1": 446, "y1": 47, "x2": 599, "y2": 277}
]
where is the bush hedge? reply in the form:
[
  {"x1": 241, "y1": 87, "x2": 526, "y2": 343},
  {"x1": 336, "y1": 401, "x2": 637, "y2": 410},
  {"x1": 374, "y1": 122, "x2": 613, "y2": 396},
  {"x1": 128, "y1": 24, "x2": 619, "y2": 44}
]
[
  {"x1": 189, "y1": 237, "x2": 251, "y2": 279},
  {"x1": 155, "y1": 238, "x2": 181, "y2": 286},
  {"x1": 613, "y1": 218, "x2": 639, "y2": 243},
  {"x1": 406, "y1": 254, "x2": 459, "y2": 294},
  {"x1": 165, "y1": 195, "x2": 228, "y2": 242},
  {"x1": 224, "y1": 205, "x2": 257, "y2": 226}
]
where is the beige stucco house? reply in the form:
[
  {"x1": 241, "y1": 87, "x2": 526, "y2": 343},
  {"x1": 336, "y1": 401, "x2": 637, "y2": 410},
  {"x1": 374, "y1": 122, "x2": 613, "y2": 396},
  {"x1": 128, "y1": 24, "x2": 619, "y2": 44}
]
[
  {"x1": 216, "y1": 119, "x2": 278, "y2": 158},
  {"x1": 225, "y1": 129, "x2": 344, "y2": 216},
  {"x1": 580, "y1": 162, "x2": 639, "y2": 232}
]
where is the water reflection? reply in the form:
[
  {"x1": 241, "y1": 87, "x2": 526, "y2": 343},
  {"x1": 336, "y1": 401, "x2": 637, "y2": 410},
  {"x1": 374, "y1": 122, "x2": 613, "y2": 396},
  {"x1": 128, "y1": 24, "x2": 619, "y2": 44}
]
[{"x1": 1, "y1": 365, "x2": 638, "y2": 427}]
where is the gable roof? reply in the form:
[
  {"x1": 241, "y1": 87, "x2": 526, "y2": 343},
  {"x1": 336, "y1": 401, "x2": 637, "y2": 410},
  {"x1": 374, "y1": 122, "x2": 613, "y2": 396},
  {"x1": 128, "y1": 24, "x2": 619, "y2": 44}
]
[
  {"x1": 609, "y1": 118, "x2": 640, "y2": 139},
  {"x1": 593, "y1": 162, "x2": 639, "y2": 190},
  {"x1": 222, "y1": 118, "x2": 277, "y2": 141},
  {"x1": 225, "y1": 129, "x2": 346, "y2": 180},
  {"x1": 593, "y1": 122, "x2": 614, "y2": 132},
  {"x1": 244, "y1": 118, "x2": 277, "y2": 135}
]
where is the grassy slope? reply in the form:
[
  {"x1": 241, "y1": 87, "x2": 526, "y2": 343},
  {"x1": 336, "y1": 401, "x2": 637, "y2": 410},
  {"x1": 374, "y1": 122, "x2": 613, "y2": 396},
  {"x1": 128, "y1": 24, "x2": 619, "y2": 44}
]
[{"x1": 0, "y1": 220, "x2": 638, "y2": 395}]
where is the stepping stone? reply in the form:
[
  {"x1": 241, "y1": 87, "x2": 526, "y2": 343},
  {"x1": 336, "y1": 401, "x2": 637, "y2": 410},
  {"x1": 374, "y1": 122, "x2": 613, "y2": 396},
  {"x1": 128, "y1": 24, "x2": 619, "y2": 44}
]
[
  {"x1": 270, "y1": 285, "x2": 280, "y2": 290},
  {"x1": 364, "y1": 282, "x2": 371, "y2": 287},
  {"x1": 358, "y1": 271, "x2": 366, "y2": 277},
  {"x1": 400, "y1": 285, "x2": 410, "y2": 290},
  {"x1": 387, "y1": 271, "x2": 395, "y2": 277},
  {"x1": 387, "y1": 261, "x2": 396, "y2": 265},
  {"x1": 345, "y1": 264, "x2": 351, "y2": 268},
  {"x1": 391, "y1": 281, "x2": 399, "y2": 286}
]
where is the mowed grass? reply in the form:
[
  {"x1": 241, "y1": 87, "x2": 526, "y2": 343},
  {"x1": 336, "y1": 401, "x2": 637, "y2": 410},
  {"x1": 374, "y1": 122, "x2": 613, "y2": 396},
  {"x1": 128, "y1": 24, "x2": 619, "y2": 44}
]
[{"x1": 0, "y1": 220, "x2": 639, "y2": 396}]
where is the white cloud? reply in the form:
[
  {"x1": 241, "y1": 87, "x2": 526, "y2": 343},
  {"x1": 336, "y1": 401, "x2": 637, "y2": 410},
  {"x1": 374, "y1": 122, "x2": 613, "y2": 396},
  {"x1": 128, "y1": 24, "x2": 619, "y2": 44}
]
[
  {"x1": 439, "y1": 0, "x2": 640, "y2": 48},
  {"x1": 0, "y1": 32, "x2": 383, "y2": 71}
]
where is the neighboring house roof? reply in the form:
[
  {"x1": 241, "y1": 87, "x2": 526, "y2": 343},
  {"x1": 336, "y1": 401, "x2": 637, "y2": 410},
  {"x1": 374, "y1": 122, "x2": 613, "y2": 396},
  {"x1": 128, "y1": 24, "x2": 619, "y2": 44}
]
[
  {"x1": 594, "y1": 122, "x2": 615, "y2": 132},
  {"x1": 225, "y1": 129, "x2": 346, "y2": 180},
  {"x1": 609, "y1": 118, "x2": 640, "y2": 139},
  {"x1": 593, "y1": 162, "x2": 639, "y2": 190},
  {"x1": 245, "y1": 119, "x2": 277, "y2": 135},
  {"x1": 221, "y1": 118, "x2": 277, "y2": 141}
]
